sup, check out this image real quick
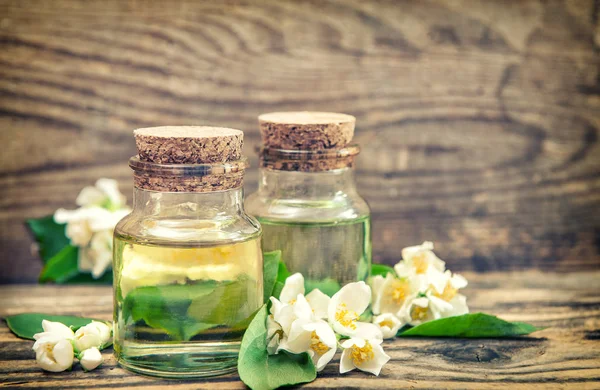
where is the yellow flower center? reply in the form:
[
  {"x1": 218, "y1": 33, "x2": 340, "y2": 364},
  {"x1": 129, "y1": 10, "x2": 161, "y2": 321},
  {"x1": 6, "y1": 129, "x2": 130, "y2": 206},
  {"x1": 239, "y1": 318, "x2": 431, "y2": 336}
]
[
  {"x1": 412, "y1": 253, "x2": 428, "y2": 274},
  {"x1": 433, "y1": 282, "x2": 458, "y2": 302},
  {"x1": 411, "y1": 305, "x2": 429, "y2": 321},
  {"x1": 335, "y1": 303, "x2": 359, "y2": 330},
  {"x1": 288, "y1": 299, "x2": 297, "y2": 305},
  {"x1": 378, "y1": 319, "x2": 394, "y2": 328},
  {"x1": 388, "y1": 279, "x2": 410, "y2": 305},
  {"x1": 310, "y1": 331, "x2": 330, "y2": 355},
  {"x1": 351, "y1": 341, "x2": 374, "y2": 366}
]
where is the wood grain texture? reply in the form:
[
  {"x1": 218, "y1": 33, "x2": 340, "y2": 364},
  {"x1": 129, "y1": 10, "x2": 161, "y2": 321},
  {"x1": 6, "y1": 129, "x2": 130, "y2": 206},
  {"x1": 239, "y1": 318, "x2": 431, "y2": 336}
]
[
  {"x1": 0, "y1": 0, "x2": 599, "y2": 282},
  {"x1": 1, "y1": 271, "x2": 599, "y2": 388}
]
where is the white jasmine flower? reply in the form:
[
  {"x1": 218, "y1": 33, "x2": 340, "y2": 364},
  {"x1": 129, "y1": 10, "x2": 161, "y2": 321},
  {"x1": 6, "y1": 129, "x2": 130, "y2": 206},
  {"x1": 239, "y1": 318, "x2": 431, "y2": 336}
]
[
  {"x1": 268, "y1": 274, "x2": 311, "y2": 337},
  {"x1": 328, "y1": 282, "x2": 381, "y2": 338},
  {"x1": 64, "y1": 220, "x2": 94, "y2": 247},
  {"x1": 394, "y1": 241, "x2": 446, "y2": 280},
  {"x1": 55, "y1": 206, "x2": 129, "y2": 278},
  {"x1": 427, "y1": 271, "x2": 469, "y2": 317},
  {"x1": 305, "y1": 289, "x2": 330, "y2": 319},
  {"x1": 33, "y1": 320, "x2": 75, "y2": 341},
  {"x1": 371, "y1": 273, "x2": 419, "y2": 316},
  {"x1": 87, "y1": 321, "x2": 112, "y2": 345},
  {"x1": 282, "y1": 319, "x2": 337, "y2": 372},
  {"x1": 340, "y1": 337, "x2": 390, "y2": 376},
  {"x1": 74, "y1": 322, "x2": 106, "y2": 352},
  {"x1": 32, "y1": 335, "x2": 74, "y2": 372},
  {"x1": 76, "y1": 178, "x2": 126, "y2": 210},
  {"x1": 78, "y1": 231, "x2": 113, "y2": 279},
  {"x1": 373, "y1": 313, "x2": 402, "y2": 339},
  {"x1": 279, "y1": 273, "x2": 305, "y2": 304},
  {"x1": 79, "y1": 347, "x2": 103, "y2": 371},
  {"x1": 269, "y1": 297, "x2": 296, "y2": 337},
  {"x1": 398, "y1": 296, "x2": 453, "y2": 326}
]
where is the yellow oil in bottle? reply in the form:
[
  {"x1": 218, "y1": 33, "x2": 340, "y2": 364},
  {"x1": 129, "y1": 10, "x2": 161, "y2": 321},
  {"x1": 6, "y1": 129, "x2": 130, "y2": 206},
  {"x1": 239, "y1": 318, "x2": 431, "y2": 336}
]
[{"x1": 113, "y1": 234, "x2": 262, "y2": 377}]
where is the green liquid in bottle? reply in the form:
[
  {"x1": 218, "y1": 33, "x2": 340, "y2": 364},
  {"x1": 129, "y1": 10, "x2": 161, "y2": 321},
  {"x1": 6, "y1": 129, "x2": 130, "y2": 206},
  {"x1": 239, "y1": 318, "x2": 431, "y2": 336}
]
[
  {"x1": 113, "y1": 235, "x2": 262, "y2": 378},
  {"x1": 257, "y1": 216, "x2": 371, "y2": 295}
]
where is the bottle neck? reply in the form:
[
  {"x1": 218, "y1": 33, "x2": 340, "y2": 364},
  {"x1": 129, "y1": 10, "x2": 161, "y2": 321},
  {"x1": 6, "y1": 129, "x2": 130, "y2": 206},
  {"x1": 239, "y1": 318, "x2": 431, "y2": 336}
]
[
  {"x1": 257, "y1": 167, "x2": 359, "y2": 200},
  {"x1": 131, "y1": 187, "x2": 246, "y2": 218}
]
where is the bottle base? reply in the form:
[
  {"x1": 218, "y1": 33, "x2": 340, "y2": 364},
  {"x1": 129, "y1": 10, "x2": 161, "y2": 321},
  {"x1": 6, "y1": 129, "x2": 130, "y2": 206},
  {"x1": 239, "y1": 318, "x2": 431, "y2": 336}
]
[{"x1": 116, "y1": 340, "x2": 239, "y2": 379}]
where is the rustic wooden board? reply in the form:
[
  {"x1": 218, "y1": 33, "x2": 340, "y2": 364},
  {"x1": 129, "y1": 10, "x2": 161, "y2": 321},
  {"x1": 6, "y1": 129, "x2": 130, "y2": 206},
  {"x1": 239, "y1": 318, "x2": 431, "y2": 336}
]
[
  {"x1": 0, "y1": 271, "x2": 599, "y2": 388},
  {"x1": 1, "y1": 0, "x2": 599, "y2": 282}
]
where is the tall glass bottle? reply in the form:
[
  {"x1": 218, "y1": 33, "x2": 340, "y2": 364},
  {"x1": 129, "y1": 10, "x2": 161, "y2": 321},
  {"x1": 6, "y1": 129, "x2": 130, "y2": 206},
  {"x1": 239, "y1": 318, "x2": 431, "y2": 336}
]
[
  {"x1": 113, "y1": 126, "x2": 262, "y2": 378},
  {"x1": 246, "y1": 112, "x2": 370, "y2": 296}
]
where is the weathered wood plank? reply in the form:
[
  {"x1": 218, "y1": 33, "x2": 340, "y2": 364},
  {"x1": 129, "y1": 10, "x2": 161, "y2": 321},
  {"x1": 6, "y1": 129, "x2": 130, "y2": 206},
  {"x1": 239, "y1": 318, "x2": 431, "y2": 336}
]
[
  {"x1": 0, "y1": 271, "x2": 599, "y2": 388},
  {"x1": 0, "y1": 0, "x2": 599, "y2": 282}
]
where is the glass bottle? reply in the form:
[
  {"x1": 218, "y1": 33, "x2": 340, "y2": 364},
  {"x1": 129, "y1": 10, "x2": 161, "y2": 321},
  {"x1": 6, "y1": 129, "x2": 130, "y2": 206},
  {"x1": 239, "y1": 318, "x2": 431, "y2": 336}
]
[
  {"x1": 113, "y1": 126, "x2": 262, "y2": 378},
  {"x1": 246, "y1": 112, "x2": 370, "y2": 296}
]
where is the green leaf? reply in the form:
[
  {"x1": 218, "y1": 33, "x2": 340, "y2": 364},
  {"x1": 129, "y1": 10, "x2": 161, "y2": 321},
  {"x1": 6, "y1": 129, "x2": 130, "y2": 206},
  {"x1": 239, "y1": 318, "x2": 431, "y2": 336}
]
[
  {"x1": 124, "y1": 281, "x2": 218, "y2": 341},
  {"x1": 188, "y1": 277, "x2": 256, "y2": 326},
  {"x1": 5, "y1": 313, "x2": 103, "y2": 340},
  {"x1": 397, "y1": 313, "x2": 542, "y2": 338},
  {"x1": 238, "y1": 304, "x2": 316, "y2": 390},
  {"x1": 271, "y1": 281, "x2": 285, "y2": 300},
  {"x1": 124, "y1": 277, "x2": 259, "y2": 341},
  {"x1": 267, "y1": 253, "x2": 290, "y2": 300},
  {"x1": 39, "y1": 245, "x2": 80, "y2": 283},
  {"x1": 26, "y1": 216, "x2": 70, "y2": 263},
  {"x1": 276, "y1": 260, "x2": 290, "y2": 284},
  {"x1": 262, "y1": 251, "x2": 282, "y2": 302},
  {"x1": 371, "y1": 263, "x2": 395, "y2": 278},
  {"x1": 305, "y1": 278, "x2": 341, "y2": 297}
]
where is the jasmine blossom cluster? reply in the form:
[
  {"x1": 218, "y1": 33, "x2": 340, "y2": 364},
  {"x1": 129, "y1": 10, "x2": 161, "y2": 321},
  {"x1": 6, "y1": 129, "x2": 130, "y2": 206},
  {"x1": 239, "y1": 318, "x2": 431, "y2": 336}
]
[
  {"x1": 267, "y1": 273, "x2": 390, "y2": 376},
  {"x1": 32, "y1": 320, "x2": 112, "y2": 372},
  {"x1": 53, "y1": 178, "x2": 130, "y2": 279},
  {"x1": 371, "y1": 242, "x2": 469, "y2": 338}
]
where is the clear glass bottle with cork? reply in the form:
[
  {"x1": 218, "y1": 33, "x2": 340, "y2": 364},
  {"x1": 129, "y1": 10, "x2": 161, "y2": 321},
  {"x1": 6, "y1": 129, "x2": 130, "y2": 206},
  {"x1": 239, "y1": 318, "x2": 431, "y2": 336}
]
[
  {"x1": 246, "y1": 112, "x2": 371, "y2": 296},
  {"x1": 113, "y1": 126, "x2": 262, "y2": 378}
]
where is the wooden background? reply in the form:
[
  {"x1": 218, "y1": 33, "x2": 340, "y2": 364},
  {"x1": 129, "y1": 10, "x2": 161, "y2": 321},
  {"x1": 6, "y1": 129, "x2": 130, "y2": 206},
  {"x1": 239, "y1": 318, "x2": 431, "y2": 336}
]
[{"x1": 0, "y1": 0, "x2": 599, "y2": 283}]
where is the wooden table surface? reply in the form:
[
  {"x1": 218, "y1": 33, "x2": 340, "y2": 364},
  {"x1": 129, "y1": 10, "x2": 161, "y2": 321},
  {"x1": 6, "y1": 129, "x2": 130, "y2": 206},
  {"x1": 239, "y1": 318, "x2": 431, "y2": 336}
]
[{"x1": 1, "y1": 271, "x2": 599, "y2": 389}]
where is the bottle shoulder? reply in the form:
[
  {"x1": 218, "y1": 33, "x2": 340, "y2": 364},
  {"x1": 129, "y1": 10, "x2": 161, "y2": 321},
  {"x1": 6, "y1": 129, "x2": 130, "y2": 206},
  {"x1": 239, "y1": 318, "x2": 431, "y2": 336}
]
[
  {"x1": 115, "y1": 211, "x2": 261, "y2": 246},
  {"x1": 245, "y1": 190, "x2": 370, "y2": 223}
]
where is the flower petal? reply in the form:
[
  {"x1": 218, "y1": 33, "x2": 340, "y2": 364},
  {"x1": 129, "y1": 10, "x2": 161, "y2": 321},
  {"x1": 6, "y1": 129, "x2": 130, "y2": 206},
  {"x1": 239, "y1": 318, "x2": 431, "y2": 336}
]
[
  {"x1": 280, "y1": 273, "x2": 305, "y2": 304},
  {"x1": 38, "y1": 320, "x2": 75, "y2": 340},
  {"x1": 401, "y1": 241, "x2": 434, "y2": 261},
  {"x1": 52, "y1": 339, "x2": 74, "y2": 369},
  {"x1": 339, "y1": 347, "x2": 356, "y2": 374},
  {"x1": 329, "y1": 281, "x2": 371, "y2": 320},
  {"x1": 451, "y1": 273, "x2": 468, "y2": 289},
  {"x1": 353, "y1": 342, "x2": 390, "y2": 376},
  {"x1": 305, "y1": 289, "x2": 330, "y2": 319},
  {"x1": 316, "y1": 347, "x2": 336, "y2": 372},
  {"x1": 293, "y1": 294, "x2": 314, "y2": 321},
  {"x1": 76, "y1": 186, "x2": 106, "y2": 207},
  {"x1": 79, "y1": 347, "x2": 103, "y2": 371},
  {"x1": 283, "y1": 318, "x2": 313, "y2": 354},
  {"x1": 95, "y1": 178, "x2": 126, "y2": 209},
  {"x1": 354, "y1": 322, "x2": 383, "y2": 341},
  {"x1": 373, "y1": 313, "x2": 402, "y2": 339}
]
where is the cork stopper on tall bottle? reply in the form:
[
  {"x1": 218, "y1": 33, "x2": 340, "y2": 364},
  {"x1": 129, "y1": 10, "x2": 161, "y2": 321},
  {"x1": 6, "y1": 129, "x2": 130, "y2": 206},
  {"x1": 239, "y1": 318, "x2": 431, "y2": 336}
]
[
  {"x1": 258, "y1": 112, "x2": 359, "y2": 172},
  {"x1": 259, "y1": 112, "x2": 355, "y2": 150},
  {"x1": 131, "y1": 126, "x2": 246, "y2": 192}
]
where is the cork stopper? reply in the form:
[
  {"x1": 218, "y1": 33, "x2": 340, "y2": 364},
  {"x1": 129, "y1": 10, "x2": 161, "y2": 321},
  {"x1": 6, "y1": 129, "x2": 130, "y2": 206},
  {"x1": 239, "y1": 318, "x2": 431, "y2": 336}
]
[
  {"x1": 131, "y1": 126, "x2": 246, "y2": 192},
  {"x1": 134, "y1": 126, "x2": 243, "y2": 164},
  {"x1": 259, "y1": 112, "x2": 355, "y2": 150}
]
